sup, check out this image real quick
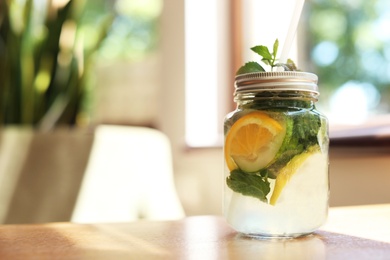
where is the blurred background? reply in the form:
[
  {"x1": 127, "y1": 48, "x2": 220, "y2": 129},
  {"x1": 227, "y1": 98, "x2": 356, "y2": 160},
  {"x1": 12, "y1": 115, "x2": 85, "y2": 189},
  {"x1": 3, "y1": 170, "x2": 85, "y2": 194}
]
[{"x1": 0, "y1": 0, "x2": 389, "y2": 224}]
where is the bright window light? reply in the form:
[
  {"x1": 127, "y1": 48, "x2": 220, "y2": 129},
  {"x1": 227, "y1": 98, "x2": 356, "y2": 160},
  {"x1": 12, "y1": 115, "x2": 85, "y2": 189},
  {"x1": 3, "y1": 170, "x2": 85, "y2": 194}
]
[
  {"x1": 184, "y1": 0, "x2": 219, "y2": 147},
  {"x1": 184, "y1": 0, "x2": 299, "y2": 147},
  {"x1": 242, "y1": 0, "x2": 298, "y2": 66}
]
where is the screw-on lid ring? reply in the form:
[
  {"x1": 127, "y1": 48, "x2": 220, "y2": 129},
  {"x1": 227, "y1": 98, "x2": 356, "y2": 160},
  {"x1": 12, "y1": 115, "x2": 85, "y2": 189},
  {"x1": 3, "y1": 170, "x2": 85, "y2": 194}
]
[{"x1": 235, "y1": 71, "x2": 319, "y2": 94}]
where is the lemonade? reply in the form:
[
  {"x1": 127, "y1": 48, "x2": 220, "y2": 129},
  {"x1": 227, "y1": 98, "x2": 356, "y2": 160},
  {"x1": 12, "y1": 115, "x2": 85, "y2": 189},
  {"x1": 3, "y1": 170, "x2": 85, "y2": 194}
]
[{"x1": 223, "y1": 71, "x2": 329, "y2": 238}]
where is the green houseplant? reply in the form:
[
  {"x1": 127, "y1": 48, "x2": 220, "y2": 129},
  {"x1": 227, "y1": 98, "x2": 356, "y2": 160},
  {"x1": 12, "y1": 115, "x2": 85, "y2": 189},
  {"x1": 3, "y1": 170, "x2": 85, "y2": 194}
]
[{"x1": 0, "y1": 0, "x2": 112, "y2": 129}]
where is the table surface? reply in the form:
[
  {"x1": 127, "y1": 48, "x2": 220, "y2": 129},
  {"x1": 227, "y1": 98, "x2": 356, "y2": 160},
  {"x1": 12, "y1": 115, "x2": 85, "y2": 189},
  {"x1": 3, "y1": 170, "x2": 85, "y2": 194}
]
[{"x1": 0, "y1": 204, "x2": 389, "y2": 259}]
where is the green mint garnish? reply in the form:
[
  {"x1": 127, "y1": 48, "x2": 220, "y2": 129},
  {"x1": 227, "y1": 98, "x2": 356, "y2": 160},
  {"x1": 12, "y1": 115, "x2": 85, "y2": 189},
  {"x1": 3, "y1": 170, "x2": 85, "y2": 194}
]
[
  {"x1": 226, "y1": 169, "x2": 270, "y2": 203},
  {"x1": 236, "y1": 39, "x2": 298, "y2": 75},
  {"x1": 261, "y1": 112, "x2": 322, "y2": 179},
  {"x1": 236, "y1": 62, "x2": 265, "y2": 75}
]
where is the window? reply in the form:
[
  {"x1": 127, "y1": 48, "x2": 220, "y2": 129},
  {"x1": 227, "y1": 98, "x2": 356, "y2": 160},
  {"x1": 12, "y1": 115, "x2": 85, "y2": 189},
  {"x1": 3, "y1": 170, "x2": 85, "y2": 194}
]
[
  {"x1": 183, "y1": 0, "x2": 390, "y2": 148},
  {"x1": 306, "y1": 0, "x2": 390, "y2": 126},
  {"x1": 184, "y1": 0, "x2": 231, "y2": 147}
]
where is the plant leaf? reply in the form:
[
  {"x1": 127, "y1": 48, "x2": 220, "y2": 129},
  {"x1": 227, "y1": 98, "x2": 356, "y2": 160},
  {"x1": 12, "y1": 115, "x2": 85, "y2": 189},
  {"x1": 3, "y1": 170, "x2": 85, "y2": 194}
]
[
  {"x1": 227, "y1": 169, "x2": 270, "y2": 202},
  {"x1": 273, "y1": 39, "x2": 279, "y2": 57},
  {"x1": 263, "y1": 111, "x2": 322, "y2": 179},
  {"x1": 286, "y1": 58, "x2": 298, "y2": 70},
  {"x1": 261, "y1": 58, "x2": 271, "y2": 66},
  {"x1": 251, "y1": 45, "x2": 272, "y2": 60},
  {"x1": 236, "y1": 61, "x2": 265, "y2": 75},
  {"x1": 274, "y1": 60, "x2": 298, "y2": 71}
]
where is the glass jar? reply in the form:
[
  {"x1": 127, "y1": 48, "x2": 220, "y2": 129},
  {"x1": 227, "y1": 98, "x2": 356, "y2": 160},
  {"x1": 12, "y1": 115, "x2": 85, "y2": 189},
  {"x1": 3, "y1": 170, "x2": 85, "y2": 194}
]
[{"x1": 223, "y1": 71, "x2": 329, "y2": 238}]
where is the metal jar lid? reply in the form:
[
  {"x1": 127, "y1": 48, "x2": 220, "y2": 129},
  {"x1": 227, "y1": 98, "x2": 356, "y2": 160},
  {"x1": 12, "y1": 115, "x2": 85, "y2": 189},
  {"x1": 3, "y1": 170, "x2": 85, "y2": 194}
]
[{"x1": 234, "y1": 71, "x2": 319, "y2": 94}]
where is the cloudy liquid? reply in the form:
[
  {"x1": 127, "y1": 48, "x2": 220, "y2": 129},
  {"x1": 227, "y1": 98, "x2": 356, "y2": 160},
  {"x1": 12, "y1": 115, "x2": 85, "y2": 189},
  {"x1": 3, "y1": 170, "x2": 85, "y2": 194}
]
[{"x1": 224, "y1": 152, "x2": 329, "y2": 238}]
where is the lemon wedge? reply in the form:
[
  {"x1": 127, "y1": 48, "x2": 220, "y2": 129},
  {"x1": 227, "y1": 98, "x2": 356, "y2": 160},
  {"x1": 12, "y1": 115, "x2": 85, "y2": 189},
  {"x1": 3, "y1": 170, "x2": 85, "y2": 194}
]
[{"x1": 270, "y1": 149, "x2": 318, "y2": 205}]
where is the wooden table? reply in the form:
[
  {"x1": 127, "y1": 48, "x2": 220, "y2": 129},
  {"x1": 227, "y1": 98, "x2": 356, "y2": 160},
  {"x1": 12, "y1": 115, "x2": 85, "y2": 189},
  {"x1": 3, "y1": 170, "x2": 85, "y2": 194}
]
[{"x1": 0, "y1": 204, "x2": 389, "y2": 259}]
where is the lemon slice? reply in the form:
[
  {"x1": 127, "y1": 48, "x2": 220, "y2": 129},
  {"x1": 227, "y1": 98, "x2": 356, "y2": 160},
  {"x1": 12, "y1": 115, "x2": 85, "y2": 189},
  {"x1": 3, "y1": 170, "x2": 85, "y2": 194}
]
[
  {"x1": 270, "y1": 149, "x2": 317, "y2": 205},
  {"x1": 224, "y1": 111, "x2": 286, "y2": 172}
]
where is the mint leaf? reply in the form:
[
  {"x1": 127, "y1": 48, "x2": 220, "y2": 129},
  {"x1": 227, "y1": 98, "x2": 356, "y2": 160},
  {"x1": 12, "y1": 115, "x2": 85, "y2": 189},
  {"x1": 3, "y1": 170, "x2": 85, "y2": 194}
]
[
  {"x1": 291, "y1": 111, "x2": 321, "y2": 146},
  {"x1": 261, "y1": 111, "x2": 322, "y2": 179},
  {"x1": 236, "y1": 38, "x2": 298, "y2": 75},
  {"x1": 286, "y1": 59, "x2": 298, "y2": 70},
  {"x1": 273, "y1": 39, "x2": 279, "y2": 58},
  {"x1": 251, "y1": 39, "x2": 279, "y2": 68},
  {"x1": 275, "y1": 59, "x2": 298, "y2": 71},
  {"x1": 261, "y1": 58, "x2": 271, "y2": 66},
  {"x1": 236, "y1": 62, "x2": 265, "y2": 75},
  {"x1": 226, "y1": 169, "x2": 270, "y2": 202},
  {"x1": 251, "y1": 45, "x2": 272, "y2": 60}
]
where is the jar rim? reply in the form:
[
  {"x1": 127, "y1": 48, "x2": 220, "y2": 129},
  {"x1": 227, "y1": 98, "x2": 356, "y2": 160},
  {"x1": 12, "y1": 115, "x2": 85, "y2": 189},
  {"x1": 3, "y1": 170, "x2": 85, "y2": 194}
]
[{"x1": 235, "y1": 71, "x2": 319, "y2": 94}]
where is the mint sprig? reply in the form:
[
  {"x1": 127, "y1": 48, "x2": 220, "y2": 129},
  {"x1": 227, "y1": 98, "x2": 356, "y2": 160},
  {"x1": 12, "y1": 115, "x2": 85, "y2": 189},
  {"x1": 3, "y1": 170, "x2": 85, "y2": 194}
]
[
  {"x1": 236, "y1": 39, "x2": 298, "y2": 75},
  {"x1": 226, "y1": 169, "x2": 270, "y2": 203},
  {"x1": 236, "y1": 61, "x2": 265, "y2": 75},
  {"x1": 260, "y1": 112, "x2": 321, "y2": 179}
]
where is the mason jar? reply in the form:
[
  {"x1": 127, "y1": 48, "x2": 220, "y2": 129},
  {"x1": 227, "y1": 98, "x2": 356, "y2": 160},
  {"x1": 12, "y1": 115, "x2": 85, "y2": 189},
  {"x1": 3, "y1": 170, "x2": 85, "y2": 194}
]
[{"x1": 223, "y1": 71, "x2": 329, "y2": 238}]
